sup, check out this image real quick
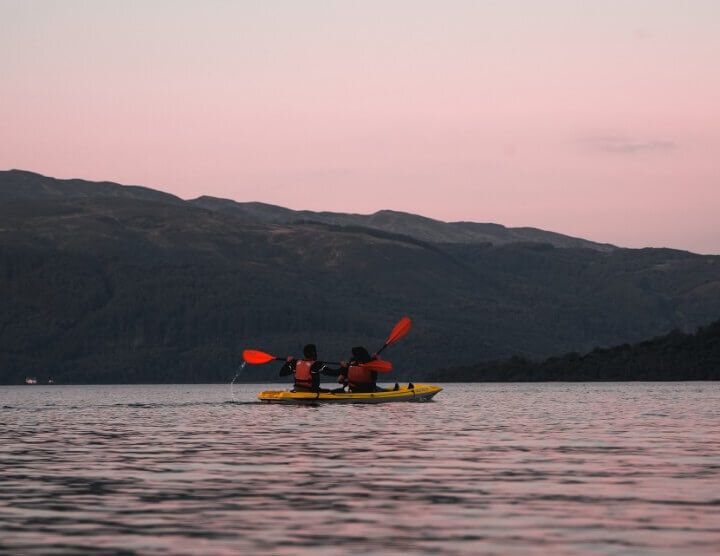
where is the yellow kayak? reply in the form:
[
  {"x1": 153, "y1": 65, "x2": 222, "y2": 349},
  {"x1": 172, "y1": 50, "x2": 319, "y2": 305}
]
[{"x1": 258, "y1": 384, "x2": 442, "y2": 404}]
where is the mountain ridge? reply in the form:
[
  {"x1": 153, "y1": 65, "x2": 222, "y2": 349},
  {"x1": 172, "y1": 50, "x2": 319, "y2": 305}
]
[
  {"x1": 0, "y1": 169, "x2": 184, "y2": 205},
  {"x1": 3, "y1": 169, "x2": 613, "y2": 251},
  {"x1": 188, "y1": 195, "x2": 615, "y2": 251}
]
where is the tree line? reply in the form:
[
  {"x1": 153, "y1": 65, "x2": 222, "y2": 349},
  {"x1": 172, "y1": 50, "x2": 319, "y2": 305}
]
[{"x1": 430, "y1": 320, "x2": 720, "y2": 381}]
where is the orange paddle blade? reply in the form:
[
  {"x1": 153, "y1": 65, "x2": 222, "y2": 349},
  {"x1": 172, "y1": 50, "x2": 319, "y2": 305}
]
[
  {"x1": 361, "y1": 360, "x2": 393, "y2": 373},
  {"x1": 243, "y1": 350, "x2": 277, "y2": 364},
  {"x1": 386, "y1": 317, "x2": 412, "y2": 345}
]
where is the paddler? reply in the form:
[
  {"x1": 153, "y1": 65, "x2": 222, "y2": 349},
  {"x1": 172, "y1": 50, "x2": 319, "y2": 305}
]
[
  {"x1": 279, "y1": 344, "x2": 344, "y2": 393},
  {"x1": 338, "y1": 346, "x2": 389, "y2": 393}
]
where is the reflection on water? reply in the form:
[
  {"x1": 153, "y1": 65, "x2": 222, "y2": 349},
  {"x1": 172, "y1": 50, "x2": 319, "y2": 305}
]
[{"x1": 1, "y1": 383, "x2": 719, "y2": 554}]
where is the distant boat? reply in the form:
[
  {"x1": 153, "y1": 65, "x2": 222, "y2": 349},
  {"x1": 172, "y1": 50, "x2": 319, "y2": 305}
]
[{"x1": 25, "y1": 377, "x2": 37, "y2": 385}]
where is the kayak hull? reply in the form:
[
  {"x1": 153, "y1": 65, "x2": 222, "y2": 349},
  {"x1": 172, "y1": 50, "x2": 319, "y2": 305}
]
[{"x1": 258, "y1": 384, "x2": 442, "y2": 404}]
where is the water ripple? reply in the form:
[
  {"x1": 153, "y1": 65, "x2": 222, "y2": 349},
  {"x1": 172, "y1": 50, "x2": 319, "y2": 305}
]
[{"x1": 1, "y1": 383, "x2": 720, "y2": 554}]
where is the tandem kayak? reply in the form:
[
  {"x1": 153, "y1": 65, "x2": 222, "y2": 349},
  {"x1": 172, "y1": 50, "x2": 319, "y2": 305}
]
[{"x1": 258, "y1": 384, "x2": 442, "y2": 404}]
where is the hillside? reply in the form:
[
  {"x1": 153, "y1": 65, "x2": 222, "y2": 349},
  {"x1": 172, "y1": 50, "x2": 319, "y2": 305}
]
[
  {"x1": 430, "y1": 319, "x2": 720, "y2": 381},
  {"x1": 1, "y1": 169, "x2": 720, "y2": 384}
]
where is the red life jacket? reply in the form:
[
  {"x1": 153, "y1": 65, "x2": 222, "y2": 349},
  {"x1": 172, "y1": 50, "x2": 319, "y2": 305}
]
[
  {"x1": 347, "y1": 364, "x2": 374, "y2": 391},
  {"x1": 295, "y1": 359, "x2": 314, "y2": 389}
]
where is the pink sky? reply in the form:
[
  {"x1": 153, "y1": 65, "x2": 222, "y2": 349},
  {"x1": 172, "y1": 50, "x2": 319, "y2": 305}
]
[{"x1": 1, "y1": 0, "x2": 719, "y2": 253}]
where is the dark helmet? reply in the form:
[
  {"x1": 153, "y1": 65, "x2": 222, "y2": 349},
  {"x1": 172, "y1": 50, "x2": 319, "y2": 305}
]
[
  {"x1": 303, "y1": 344, "x2": 318, "y2": 360},
  {"x1": 351, "y1": 346, "x2": 372, "y2": 364}
]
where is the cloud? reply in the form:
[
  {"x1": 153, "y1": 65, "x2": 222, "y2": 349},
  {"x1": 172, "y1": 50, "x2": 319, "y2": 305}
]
[{"x1": 589, "y1": 135, "x2": 676, "y2": 154}]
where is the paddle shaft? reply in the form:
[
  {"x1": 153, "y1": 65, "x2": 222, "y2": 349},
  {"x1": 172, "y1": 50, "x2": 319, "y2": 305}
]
[
  {"x1": 278, "y1": 356, "x2": 389, "y2": 372},
  {"x1": 281, "y1": 358, "x2": 343, "y2": 366}
]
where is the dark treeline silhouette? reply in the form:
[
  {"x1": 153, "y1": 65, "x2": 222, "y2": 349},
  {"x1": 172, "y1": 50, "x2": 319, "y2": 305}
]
[
  {"x1": 2, "y1": 169, "x2": 720, "y2": 384},
  {"x1": 430, "y1": 320, "x2": 720, "y2": 381}
]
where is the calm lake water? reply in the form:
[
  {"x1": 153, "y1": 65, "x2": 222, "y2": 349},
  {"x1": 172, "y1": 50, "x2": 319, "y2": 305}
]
[{"x1": 1, "y1": 382, "x2": 719, "y2": 555}]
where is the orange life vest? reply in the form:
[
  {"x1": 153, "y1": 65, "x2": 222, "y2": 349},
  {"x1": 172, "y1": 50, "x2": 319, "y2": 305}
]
[
  {"x1": 295, "y1": 359, "x2": 314, "y2": 389},
  {"x1": 347, "y1": 364, "x2": 374, "y2": 391}
]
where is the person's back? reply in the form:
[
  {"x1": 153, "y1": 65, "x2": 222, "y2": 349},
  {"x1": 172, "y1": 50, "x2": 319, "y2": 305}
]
[
  {"x1": 293, "y1": 357, "x2": 316, "y2": 392},
  {"x1": 343, "y1": 346, "x2": 379, "y2": 393},
  {"x1": 279, "y1": 344, "x2": 343, "y2": 392}
]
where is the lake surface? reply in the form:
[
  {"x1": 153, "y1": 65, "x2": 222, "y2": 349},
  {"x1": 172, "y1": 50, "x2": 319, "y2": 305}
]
[{"x1": 1, "y1": 382, "x2": 719, "y2": 555}]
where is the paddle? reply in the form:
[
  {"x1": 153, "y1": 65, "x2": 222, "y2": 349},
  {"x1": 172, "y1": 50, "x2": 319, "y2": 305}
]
[
  {"x1": 242, "y1": 350, "x2": 281, "y2": 364},
  {"x1": 375, "y1": 317, "x2": 412, "y2": 356},
  {"x1": 242, "y1": 349, "x2": 392, "y2": 373},
  {"x1": 243, "y1": 318, "x2": 409, "y2": 372}
]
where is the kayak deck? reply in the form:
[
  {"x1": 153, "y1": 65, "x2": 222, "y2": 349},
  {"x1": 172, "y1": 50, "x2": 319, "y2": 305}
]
[{"x1": 258, "y1": 384, "x2": 442, "y2": 404}]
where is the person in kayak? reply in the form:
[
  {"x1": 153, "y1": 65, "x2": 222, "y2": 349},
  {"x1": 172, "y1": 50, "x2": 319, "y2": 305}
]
[
  {"x1": 338, "y1": 346, "x2": 389, "y2": 393},
  {"x1": 279, "y1": 344, "x2": 344, "y2": 393}
]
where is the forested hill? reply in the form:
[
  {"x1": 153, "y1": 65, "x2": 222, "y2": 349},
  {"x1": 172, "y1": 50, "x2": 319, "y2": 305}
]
[
  {"x1": 430, "y1": 320, "x2": 720, "y2": 381},
  {"x1": 2, "y1": 169, "x2": 720, "y2": 384}
]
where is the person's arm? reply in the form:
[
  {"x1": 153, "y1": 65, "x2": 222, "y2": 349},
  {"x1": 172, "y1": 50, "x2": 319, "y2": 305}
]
[
  {"x1": 318, "y1": 360, "x2": 348, "y2": 377},
  {"x1": 312, "y1": 361, "x2": 339, "y2": 376},
  {"x1": 318, "y1": 363, "x2": 341, "y2": 377},
  {"x1": 279, "y1": 357, "x2": 296, "y2": 376}
]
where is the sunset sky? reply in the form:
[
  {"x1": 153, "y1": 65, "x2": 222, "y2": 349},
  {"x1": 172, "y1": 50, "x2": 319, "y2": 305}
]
[{"x1": 2, "y1": 0, "x2": 719, "y2": 253}]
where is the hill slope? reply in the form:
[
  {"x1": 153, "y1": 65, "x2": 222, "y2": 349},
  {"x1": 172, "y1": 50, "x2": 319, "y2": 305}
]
[{"x1": 1, "y1": 169, "x2": 719, "y2": 384}]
